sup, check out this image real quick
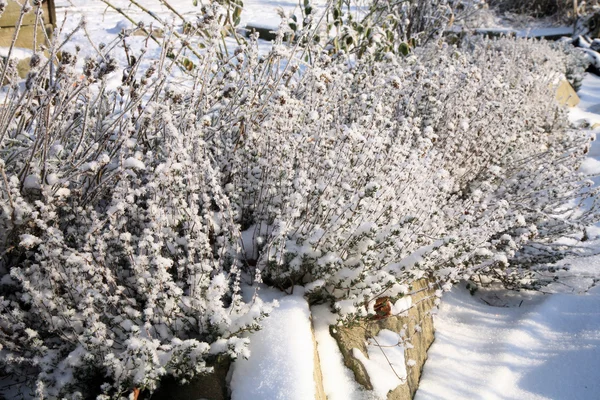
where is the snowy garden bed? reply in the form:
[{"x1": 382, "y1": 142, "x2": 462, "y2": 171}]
[{"x1": 1, "y1": 1, "x2": 600, "y2": 399}]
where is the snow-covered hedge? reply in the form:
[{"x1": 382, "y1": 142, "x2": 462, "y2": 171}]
[
  {"x1": 215, "y1": 37, "x2": 598, "y2": 321},
  {"x1": 0, "y1": 1, "x2": 596, "y2": 397},
  {"x1": 0, "y1": 6, "x2": 273, "y2": 399}
]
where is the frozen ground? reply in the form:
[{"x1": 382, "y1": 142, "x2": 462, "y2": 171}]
[{"x1": 416, "y1": 283, "x2": 600, "y2": 400}]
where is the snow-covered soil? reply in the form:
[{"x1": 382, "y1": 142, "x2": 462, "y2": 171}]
[
  {"x1": 571, "y1": 73, "x2": 600, "y2": 128},
  {"x1": 230, "y1": 287, "x2": 317, "y2": 400},
  {"x1": 54, "y1": 0, "x2": 306, "y2": 32},
  {"x1": 416, "y1": 283, "x2": 600, "y2": 400}
]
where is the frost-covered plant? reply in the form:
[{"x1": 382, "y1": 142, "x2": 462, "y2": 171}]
[
  {"x1": 488, "y1": 0, "x2": 581, "y2": 19},
  {"x1": 327, "y1": 0, "x2": 489, "y2": 57},
  {"x1": 212, "y1": 37, "x2": 600, "y2": 322},
  {"x1": 555, "y1": 40, "x2": 590, "y2": 91},
  {"x1": 0, "y1": 4, "x2": 272, "y2": 399},
  {"x1": 1, "y1": 0, "x2": 598, "y2": 396}
]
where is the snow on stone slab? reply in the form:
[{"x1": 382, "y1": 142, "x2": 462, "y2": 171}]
[
  {"x1": 415, "y1": 284, "x2": 600, "y2": 400},
  {"x1": 312, "y1": 305, "x2": 375, "y2": 400},
  {"x1": 391, "y1": 296, "x2": 412, "y2": 316},
  {"x1": 352, "y1": 329, "x2": 407, "y2": 399},
  {"x1": 230, "y1": 287, "x2": 317, "y2": 400},
  {"x1": 516, "y1": 26, "x2": 573, "y2": 38}
]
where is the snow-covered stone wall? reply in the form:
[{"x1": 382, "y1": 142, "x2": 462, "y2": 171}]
[{"x1": 330, "y1": 279, "x2": 438, "y2": 400}]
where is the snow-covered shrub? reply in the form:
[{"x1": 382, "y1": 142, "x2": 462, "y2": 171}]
[
  {"x1": 1, "y1": 0, "x2": 598, "y2": 396},
  {"x1": 327, "y1": 0, "x2": 489, "y2": 57},
  {"x1": 0, "y1": 5, "x2": 271, "y2": 399},
  {"x1": 488, "y1": 0, "x2": 580, "y2": 19},
  {"x1": 213, "y1": 37, "x2": 599, "y2": 322}
]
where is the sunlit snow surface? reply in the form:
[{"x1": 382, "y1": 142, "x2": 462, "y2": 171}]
[
  {"x1": 570, "y1": 73, "x2": 600, "y2": 128},
  {"x1": 230, "y1": 287, "x2": 317, "y2": 400},
  {"x1": 416, "y1": 284, "x2": 600, "y2": 400}
]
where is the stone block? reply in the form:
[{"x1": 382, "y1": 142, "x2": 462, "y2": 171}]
[
  {"x1": 556, "y1": 79, "x2": 580, "y2": 108},
  {"x1": 330, "y1": 279, "x2": 438, "y2": 400}
]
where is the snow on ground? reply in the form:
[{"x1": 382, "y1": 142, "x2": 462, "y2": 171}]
[
  {"x1": 541, "y1": 245, "x2": 600, "y2": 294},
  {"x1": 54, "y1": 0, "x2": 295, "y2": 38},
  {"x1": 416, "y1": 283, "x2": 600, "y2": 400},
  {"x1": 312, "y1": 305, "x2": 374, "y2": 400},
  {"x1": 229, "y1": 286, "x2": 317, "y2": 400},
  {"x1": 570, "y1": 73, "x2": 600, "y2": 127}
]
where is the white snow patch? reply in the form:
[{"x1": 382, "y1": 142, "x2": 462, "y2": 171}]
[
  {"x1": 391, "y1": 296, "x2": 412, "y2": 316},
  {"x1": 230, "y1": 288, "x2": 316, "y2": 400},
  {"x1": 123, "y1": 157, "x2": 145, "y2": 170},
  {"x1": 352, "y1": 329, "x2": 407, "y2": 399},
  {"x1": 55, "y1": 188, "x2": 71, "y2": 199},
  {"x1": 19, "y1": 234, "x2": 42, "y2": 249},
  {"x1": 581, "y1": 157, "x2": 600, "y2": 175},
  {"x1": 570, "y1": 73, "x2": 600, "y2": 126},
  {"x1": 416, "y1": 284, "x2": 600, "y2": 400}
]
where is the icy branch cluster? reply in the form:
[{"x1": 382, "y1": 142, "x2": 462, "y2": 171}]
[
  {"x1": 0, "y1": 6, "x2": 271, "y2": 398},
  {"x1": 217, "y1": 37, "x2": 598, "y2": 322}
]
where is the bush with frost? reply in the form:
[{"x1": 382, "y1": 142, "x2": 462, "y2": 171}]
[
  {"x1": 0, "y1": 4, "x2": 271, "y2": 399},
  {"x1": 216, "y1": 37, "x2": 599, "y2": 321},
  {"x1": 326, "y1": 0, "x2": 489, "y2": 57},
  {"x1": 0, "y1": 0, "x2": 598, "y2": 397}
]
